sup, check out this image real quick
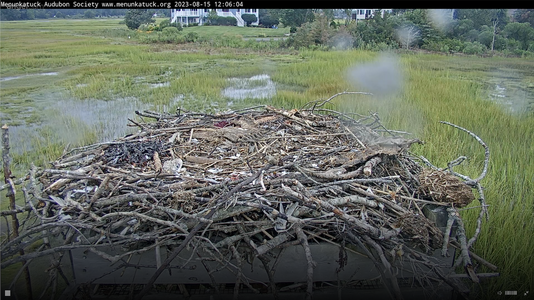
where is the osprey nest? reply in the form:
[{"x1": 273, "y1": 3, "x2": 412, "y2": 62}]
[{"x1": 1, "y1": 94, "x2": 495, "y2": 300}]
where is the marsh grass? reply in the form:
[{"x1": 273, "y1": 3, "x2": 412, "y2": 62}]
[{"x1": 1, "y1": 19, "x2": 533, "y2": 299}]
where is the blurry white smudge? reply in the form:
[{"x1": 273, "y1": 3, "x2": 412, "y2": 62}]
[
  {"x1": 427, "y1": 9, "x2": 454, "y2": 33},
  {"x1": 395, "y1": 25, "x2": 421, "y2": 49},
  {"x1": 222, "y1": 74, "x2": 276, "y2": 100},
  {"x1": 346, "y1": 53, "x2": 404, "y2": 97}
]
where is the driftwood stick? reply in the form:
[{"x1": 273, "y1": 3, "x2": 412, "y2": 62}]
[
  {"x1": 235, "y1": 218, "x2": 278, "y2": 298},
  {"x1": 230, "y1": 245, "x2": 243, "y2": 300},
  {"x1": 439, "y1": 121, "x2": 490, "y2": 183},
  {"x1": 363, "y1": 156, "x2": 382, "y2": 176},
  {"x1": 347, "y1": 233, "x2": 400, "y2": 300},
  {"x1": 309, "y1": 91, "x2": 373, "y2": 111},
  {"x1": 363, "y1": 235, "x2": 403, "y2": 300},
  {"x1": 281, "y1": 182, "x2": 398, "y2": 239},
  {"x1": 134, "y1": 163, "x2": 273, "y2": 300},
  {"x1": 97, "y1": 211, "x2": 189, "y2": 234},
  {"x1": 295, "y1": 225, "x2": 315, "y2": 300},
  {"x1": 450, "y1": 208, "x2": 479, "y2": 283},
  {"x1": 2, "y1": 124, "x2": 33, "y2": 300},
  {"x1": 0, "y1": 174, "x2": 30, "y2": 191},
  {"x1": 442, "y1": 208, "x2": 456, "y2": 257},
  {"x1": 450, "y1": 240, "x2": 498, "y2": 271}
]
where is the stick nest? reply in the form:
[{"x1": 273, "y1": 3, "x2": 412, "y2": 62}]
[{"x1": 2, "y1": 103, "x2": 493, "y2": 298}]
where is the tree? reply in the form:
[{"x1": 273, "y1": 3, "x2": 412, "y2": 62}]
[
  {"x1": 513, "y1": 9, "x2": 534, "y2": 27},
  {"x1": 503, "y1": 22, "x2": 534, "y2": 50},
  {"x1": 84, "y1": 10, "x2": 96, "y2": 19},
  {"x1": 278, "y1": 9, "x2": 315, "y2": 28},
  {"x1": 456, "y1": 9, "x2": 508, "y2": 30},
  {"x1": 124, "y1": 9, "x2": 154, "y2": 30},
  {"x1": 259, "y1": 9, "x2": 279, "y2": 28},
  {"x1": 241, "y1": 14, "x2": 257, "y2": 26},
  {"x1": 206, "y1": 9, "x2": 219, "y2": 25},
  {"x1": 341, "y1": 9, "x2": 353, "y2": 26}
]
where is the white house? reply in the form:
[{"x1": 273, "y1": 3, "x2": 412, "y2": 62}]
[
  {"x1": 170, "y1": 9, "x2": 259, "y2": 27},
  {"x1": 351, "y1": 9, "x2": 392, "y2": 20}
]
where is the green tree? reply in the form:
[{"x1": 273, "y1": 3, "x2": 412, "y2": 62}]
[
  {"x1": 259, "y1": 9, "x2": 279, "y2": 28},
  {"x1": 84, "y1": 10, "x2": 95, "y2": 19},
  {"x1": 513, "y1": 9, "x2": 534, "y2": 27},
  {"x1": 455, "y1": 9, "x2": 508, "y2": 30},
  {"x1": 206, "y1": 9, "x2": 219, "y2": 25},
  {"x1": 242, "y1": 14, "x2": 257, "y2": 26},
  {"x1": 159, "y1": 19, "x2": 171, "y2": 30},
  {"x1": 124, "y1": 9, "x2": 154, "y2": 30},
  {"x1": 279, "y1": 9, "x2": 315, "y2": 28},
  {"x1": 503, "y1": 22, "x2": 534, "y2": 50},
  {"x1": 341, "y1": 9, "x2": 353, "y2": 26}
]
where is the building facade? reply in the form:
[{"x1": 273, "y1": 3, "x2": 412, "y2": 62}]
[
  {"x1": 351, "y1": 9, "x2": 392, "y2": 20},
  {"x1": 170, "y1": 9, "x2": 259, "y2": 27}
]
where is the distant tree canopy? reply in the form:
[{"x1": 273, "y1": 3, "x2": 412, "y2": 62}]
[
  {"x1": 0, "y1": 9, "x2": 128, "y2": 20},
  {"x1": 514, "y1": 9, "x2": 534, "y2": 27},
  {"x1": 124, "y1": 9, "x2": 154, "y2": 30},
  {"x1": 258, "y1": 9, "x2": 279, "y2": 28},
  {"x1": 281, "y1": 9, "x2": 534, "y2": 56}
]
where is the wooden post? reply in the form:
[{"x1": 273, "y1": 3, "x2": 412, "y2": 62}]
[{"x1": 2, "y1": 124, "x2": 33, "y2": 300}]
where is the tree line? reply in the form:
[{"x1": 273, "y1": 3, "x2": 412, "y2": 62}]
[
  {"x1": 3, "y1": 8, "x2": 533, "y2": 56},
  {"x1": 0, "y1": 9, "x2": 170, "y2": 20},
  {"x1": 265, "y1": 9, "x2": 534, "y2": 56}
]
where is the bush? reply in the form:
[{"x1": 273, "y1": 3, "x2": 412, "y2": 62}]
[
  {"x1": 463, "y1": 41, "x2": 487, "y2": 55},
  {"x1": 138, "y1": 23, "x2": 157, "y2": 32},
  {"x1": 208, "y1": 16, "x2": 237, "y2": 26},
  {"x1": 423, "y1": 38, "x2": 464, "y2": 53},
  {"x1": 242, "y1": 14, "x2": 257, "y2": 26},
  {"x1": 162, "y1": 27, "x2": 180, "y2": 35},
  {"x1": 125, "y1": 9, "x2": 154, "y2": 30},
  {"x1": 185, "y1": 32, "x2": 200, "y2": 42},
  {"x1": 159, "y1": 19, "x2": 171, "y2": 29}
]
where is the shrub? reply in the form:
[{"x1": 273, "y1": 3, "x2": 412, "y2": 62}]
[
  {"x1": 463, "y1": 41, "x2": 487, "y2": 55},
  {"x1": 159, "y1": 19, "x2": 171, "y2": 29},
  {"x1": 162, "y1": 27, "x2": 180, "y2": 35},
  {"x1": 208, "y1": 16, "x2": 237, "y2": 26},
  {"x1": 423, "y1": 38, "x2": 464, "y2": 53},
  {"x1": 185, "y1": 32, "x2": 200, "y2": 42},
  {"x1": 125, "y1": 9, "x2": 154, "y2": 30},
  {"x1": 242, "y1": 14, "x2": 257, "y2": 26}
]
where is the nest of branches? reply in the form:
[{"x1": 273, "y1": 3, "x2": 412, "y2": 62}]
[{"x1": 1, "y1": 94, "x2": 497, "y2": 300}]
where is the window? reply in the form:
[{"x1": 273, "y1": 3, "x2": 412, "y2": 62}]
[
  {"x1": 251, "y1": 9, "x2": 256, "y2": 13},
  {"x1": 245, "y1": 9, "x2": 251, "y2": 13},
  {"x1": 222, "y1": 9, "x2": 229, "y2": 12}
]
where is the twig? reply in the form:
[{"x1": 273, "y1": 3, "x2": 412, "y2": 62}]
[
  {"x1": 439, "y1": 121, "x2": 490, "y2": 184},
  {"x1": 450, "y1": 208, "x2": 479, "y2": 283},
  {"x1": 295, "y1": 224, "x2": 315, "y2": 300},
  {"x1": 134, "y1": 163, "x2": 273, "y2": 300}
]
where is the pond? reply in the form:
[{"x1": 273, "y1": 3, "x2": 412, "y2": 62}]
[
  {"x1": 485, "y1": 68, "x2": 534, "y2": 114},
  {"x1": 1, "y1": 73, "x2": 283, "y2": 157}
]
